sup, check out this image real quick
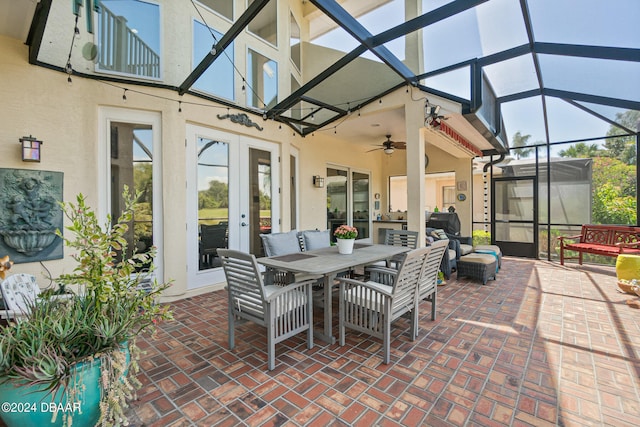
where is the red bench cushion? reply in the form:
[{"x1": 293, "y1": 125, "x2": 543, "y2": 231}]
[{"x1": 565, "y1": 243, "x2": 640, "y2": 256}]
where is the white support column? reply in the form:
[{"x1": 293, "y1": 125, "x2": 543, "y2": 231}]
[{"x1": 405, "y1": 102, "x2": 426, "y2": 247}]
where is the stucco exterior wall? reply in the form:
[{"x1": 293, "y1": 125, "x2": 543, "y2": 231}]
[{"x1": 0, "y1": 0, "x2": 477, "y2": 300}]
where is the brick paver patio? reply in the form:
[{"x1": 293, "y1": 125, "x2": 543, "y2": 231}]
[{"x1": 96, "y1": 259, "x2": 640, "y2": 425}]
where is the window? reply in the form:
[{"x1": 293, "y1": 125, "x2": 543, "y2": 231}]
[
  {"x1": 197, "y1": 0, "x2": 232, "y2": 20},
  {"x1": 247, "y1": 49, "x2": 278, "y2": 109},
  {"x1": 193, "y1": 21, "x2": 235, "y2": 100},
  {"x1": 110, "y1": 122, "x2": 154, "y2": 267},
  {"x1": 327, "y1": 167, "x2": 370, "y2": 241},
  {"x1": 443, "y1": 185, "x2": 456, "y2": 211},
  {"x1": 248, "y1": 0, "x2": 277, "y2": 46},
  {"x1": 97, "y1": 0, "x2": 161, "y2": 79},
  {"x1": 290, "y1": 12, "x2": 301, "y2": 71},
  {"x1": 197, "y1": 139, "x2": 229, "y2": 270}
]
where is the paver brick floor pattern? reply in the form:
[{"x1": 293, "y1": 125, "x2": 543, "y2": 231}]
[
  {"x1": 3, "y1": 258, "x2": 637, "y2": 426},
  {"x1": 120, "y1": 258, "x2": 640, "y2": 426}
]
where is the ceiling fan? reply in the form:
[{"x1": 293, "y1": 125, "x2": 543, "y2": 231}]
[
  {"x1": 367, "y1": 135, "x2": 406, "y2": 155},
  {"x1": 424, "y1": 102, "x2": 447, "y2": 128}
]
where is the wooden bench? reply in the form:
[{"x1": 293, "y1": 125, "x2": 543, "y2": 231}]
[{"x1": 559, "y1": 224, "x2": 640, "y2": 265}]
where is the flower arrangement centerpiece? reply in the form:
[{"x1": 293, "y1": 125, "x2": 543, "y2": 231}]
[
  {"x1": 334, "y1": 225, "x2": 358, "y2": 254},
  {"x1": 334, "y1": 224, "x2": 358, "y2": 240}
]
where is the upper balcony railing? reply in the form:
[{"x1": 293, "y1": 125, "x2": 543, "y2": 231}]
[{"x1": 98, "y1": 5, "x2": 160, "y2": 79}]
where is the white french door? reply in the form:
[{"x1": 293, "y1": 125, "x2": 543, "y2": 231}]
[{"x1": 186, "y1": 125, "x2": 279, "y2": 289}]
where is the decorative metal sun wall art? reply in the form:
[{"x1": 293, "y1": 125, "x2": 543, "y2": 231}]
[{"x1": 0, "y1": 169, "x2": 63, "y2": 263}]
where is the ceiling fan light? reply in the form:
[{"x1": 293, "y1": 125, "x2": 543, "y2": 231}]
[{"x1": 384, "y1": 148, "x2": 394, "y2": 155}]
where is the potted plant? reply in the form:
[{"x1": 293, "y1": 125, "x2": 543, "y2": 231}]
[
  {"x1": 0, "y1": 188, "x2": 172, "y2": 427},
  {"x1": 334, "y1": 224, "x2": 358, "y2": 254}
]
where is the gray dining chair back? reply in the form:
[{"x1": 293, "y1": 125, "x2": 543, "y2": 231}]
[
  {"x1": 200, "y1": 223, "x2": 228, "y2": 268},
  {"x1": 413, "y1": 239, "x2": 448, "y2": 338},
  {"x1": 299, "y1": 229, "x2": 331, "y2": 251},
  {"x1": 259, "y1": 230, "x2": 305, "y2": 286},
  {"x1": 218, "y1": 249, "x2": 314, "y2": 370},
  {"x1": 384, "y1": 229, "x2": 419, "y2": 268},
  {"x1": 259, "y1": 230, "x2": 302, "y2": 256},
  {"x1": 384, "y1": 229, "x2": 419, "y2": 248},
  {"x1": 337, "y1": 246, "x2": 430, "y2": 364}
]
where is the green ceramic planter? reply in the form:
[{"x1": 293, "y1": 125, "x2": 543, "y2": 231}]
[
  {"x1": 0, "y1": 358, "x2": 102, "y2": 427},
  {"x1": 0, "y1": 344, "x2": 130, "y2": 427}
]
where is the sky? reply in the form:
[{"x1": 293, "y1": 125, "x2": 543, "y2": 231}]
[
  {"x1": 311, "y1": 0, "x2": 639, "y2": 154},
  {"x1": 108, "y1": 0, "x2": 637, "y2": 165}
]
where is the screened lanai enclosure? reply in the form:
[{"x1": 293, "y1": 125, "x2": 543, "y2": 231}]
[{"x1": 8, "y1": 0, "x2": 640, "y2": 265}]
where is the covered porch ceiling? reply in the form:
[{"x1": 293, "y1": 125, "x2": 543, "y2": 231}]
[{"x1": 2, "y1": 0, "x2": 639, "y2": 155}]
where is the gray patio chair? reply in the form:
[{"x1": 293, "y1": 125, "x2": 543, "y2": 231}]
[
  {"x1": 200, "y1": 223, "x2": 228, "y2": 268},
  {"x1": 218, "y1": 249, "x2": 314, "y2": 371},
  {"x1": 259, "y1": 230, "x2": 303, "y2": 286},
  {"x1": 259, "y1": 230, "x2": 302, "y2": 256},
  {"x1": 337, "y1": 246, "x2": 430, "y2": 364},
  {"x1": 299, "y1": 229, "x2": 331, "y2": 251},
  {"x1": 364, "y1": 229, "x2": 419, "y2": 273},
  {"x1": 413, "y1": 239, "x2": 448, "y2": 339},
  {"x1": 385, "y1": 229, "x2": 419, "y2": 268},
  {"x1": 0, "y1": 273, "x2": 40, "y2": 321}
]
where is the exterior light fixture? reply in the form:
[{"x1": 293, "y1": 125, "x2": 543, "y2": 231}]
[
  {"x1": 313, "y1": 175, "x2": 325, "y2": 188},
  {"x1": 19, "y1": 135, "x2": 42, "y2": 162}
]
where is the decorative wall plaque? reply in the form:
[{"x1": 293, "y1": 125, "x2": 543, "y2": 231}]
[
  {"x1": 217, "y1": 112, "x2": 264, "y2": 131},
  {"x1": 0, "y1": 169, "x2": 63, "y2": 263}
]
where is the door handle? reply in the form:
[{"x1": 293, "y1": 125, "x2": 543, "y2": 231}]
[{"x1": 241, "y1": 222, "x2": 248, "y2": 227}]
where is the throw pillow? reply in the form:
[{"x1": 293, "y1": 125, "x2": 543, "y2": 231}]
[{"x1": 431, "y1": 229, "x2": 448, "y2": 240}]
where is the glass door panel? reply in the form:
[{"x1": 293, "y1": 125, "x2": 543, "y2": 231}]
[
  {"x1": 197, "y1": 138, "x2": 229, "y2": 270},
  {"x1": 109, "y1": 122, "x2": 154, "y2": 270},
  {"x1": 249, "y1": 148, "x2": 272, "y2": 256},
  {"x1": 186, "y1": 126, "x2": 279, "y2": 289},
  {"x1": 327, "y1": 168, "x2": 348, "y2": 241},
  {"x1": 352, "y1": 171, "x2": 370, "y2": 240},
  {"x1": 492, "y1": 177, "x2": 538, "y2": 258}
]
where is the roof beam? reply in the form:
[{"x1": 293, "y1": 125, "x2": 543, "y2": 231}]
[
  {"x1": 534, "y1": 42, "x2": 640, "y2": 62},
  {"x1": 519, "y1": 0, "x2": 550, "y2": 144},
  {"x1": 543, "y1": 88, "x2": 640, "y2": 111},
  {"x1": 178, "y1": 0, "x2": 269, "y2": 95},
  {"x1": 310, "y1": 0, "x2": 414, "y2": 82},
  {"x1": 564, "y1": 99, "x2": 636, "y2": 134},
  {"x1": 27, "y1": 0, "x2": 52, "y2": 65},
  {"x1": 269, "y1": 46, "x2": 367, "y2": 114},
  {"x1": 370, "y1": 0, "x2": 489, "y2": 46}
]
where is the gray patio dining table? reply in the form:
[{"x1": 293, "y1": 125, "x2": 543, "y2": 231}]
[{"x1": 257, "y1": 243, "x2": 410, "y2": 343}]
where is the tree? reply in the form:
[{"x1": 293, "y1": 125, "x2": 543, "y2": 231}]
[
  {"x1": 604, "y1": 110, "x2": 639, "y2": 165},
  {"x1": 510, "y1": 131, "x2": 535, "y2": 159},
  {"x1": 558, "y1": 142, "x2": 600, "y2": 158},
  {"x1": 199, "y1": 180, "x2": 229, "y2": 209}
]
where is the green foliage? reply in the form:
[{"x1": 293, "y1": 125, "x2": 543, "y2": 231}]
[
  {"x1": 591, "y1": 157, "x2": 637, "y2": 224},
  {"x1": 510, "y1": 131, "x2": 536, "y2": 159},
  {"x1": 199, "y1": 180, "x2": 229, "y2": 209},
  {"x1": 593, "y1": 183, "x2": 637, "y2": 225},
  {"x1": 0, "y1": 187, "x2": 173, "y2": 427},
  {"x1": 472, "y1": 229, "x2": 491, "y2": 246},
  {"x1": 558, "y1": 142, "x2": 601, "y2": 158},
  {"x1": 604, "y1": 110, "x2": 639, "y2": 165},
  {"x1": 592, "y1": 157, "x2": 636, "y2": 198}
]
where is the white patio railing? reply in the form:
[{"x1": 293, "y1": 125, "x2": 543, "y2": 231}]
[{"x1": 98, "y1": 5, "x2": 160, "y2": 78}]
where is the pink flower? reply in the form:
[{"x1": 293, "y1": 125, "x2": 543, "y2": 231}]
[{"x1": 334, "y1": 225, "x2": 358, "y2": 239}]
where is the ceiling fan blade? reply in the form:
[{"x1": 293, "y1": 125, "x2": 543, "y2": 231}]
[
  {"x1": 366, "y1": 147, "x2": 383, "y2": 153},
  {"x1": 394, "y1": 141, "x2": 407, "y2": 149}
]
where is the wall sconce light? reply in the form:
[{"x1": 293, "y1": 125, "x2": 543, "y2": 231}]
[
  {"x1": 19, "y1": 135, "x2": 42, "y2": 162},
  {"x1": 313, "y1": 175, "x2": 325, "y2": 188}
]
